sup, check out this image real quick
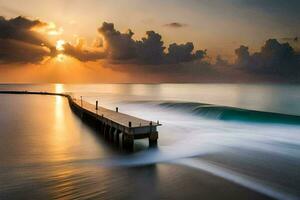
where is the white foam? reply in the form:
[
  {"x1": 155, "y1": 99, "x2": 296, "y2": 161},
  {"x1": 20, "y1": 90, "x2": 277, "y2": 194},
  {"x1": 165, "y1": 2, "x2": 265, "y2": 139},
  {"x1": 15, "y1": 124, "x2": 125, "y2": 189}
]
[{"x1": 174, "y1": 158, "x2": 298, "y2": 200}]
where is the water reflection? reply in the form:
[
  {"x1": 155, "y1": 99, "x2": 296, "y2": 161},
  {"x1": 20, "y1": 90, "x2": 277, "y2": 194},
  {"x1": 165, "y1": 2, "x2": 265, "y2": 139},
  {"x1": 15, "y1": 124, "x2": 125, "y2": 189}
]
[
  {"x1": 55, "y1": 83, "x2": 64, "y2": 93},
  {"x1": 53, "y1": 95, "x2": 68, "y2": 161},
  {"x1": 1, "y1": 84, "x2": 300, "y2": 199},
  {"x1": 53, "y1": 83, "x2": 68, "y2": 161}
]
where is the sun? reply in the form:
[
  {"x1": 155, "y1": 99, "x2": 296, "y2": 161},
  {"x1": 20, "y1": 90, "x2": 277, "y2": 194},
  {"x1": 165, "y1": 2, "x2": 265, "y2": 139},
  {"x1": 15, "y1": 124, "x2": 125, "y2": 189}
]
[
  {"x1": 56, "y1": 39, "x2": 65, "y2": 51},
  {"x1": 56, "y1": 54, "x2": 65, "y2": 62}
]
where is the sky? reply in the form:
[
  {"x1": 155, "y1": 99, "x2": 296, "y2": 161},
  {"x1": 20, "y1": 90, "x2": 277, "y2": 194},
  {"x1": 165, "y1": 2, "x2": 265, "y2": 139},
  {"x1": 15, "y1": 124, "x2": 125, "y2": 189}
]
[{"x1": 0, "y1": 0, "x2": 299, "y2": 83}]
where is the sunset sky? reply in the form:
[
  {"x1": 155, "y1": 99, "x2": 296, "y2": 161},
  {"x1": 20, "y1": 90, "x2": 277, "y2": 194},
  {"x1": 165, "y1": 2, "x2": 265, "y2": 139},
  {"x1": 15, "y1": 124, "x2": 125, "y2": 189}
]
[{"x1": 0, "y1": 0, "x2": 299, "y2": 83}]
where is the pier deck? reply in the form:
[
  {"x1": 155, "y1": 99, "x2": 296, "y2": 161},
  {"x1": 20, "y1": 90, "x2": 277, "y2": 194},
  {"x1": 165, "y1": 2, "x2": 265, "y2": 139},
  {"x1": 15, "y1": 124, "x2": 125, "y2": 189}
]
[
  {"x1": 69, "y1": 97, "x2": 160, "y2": 148},
  {"x1": 73, "y1": 99, "x2": 159, "y2": 128}
]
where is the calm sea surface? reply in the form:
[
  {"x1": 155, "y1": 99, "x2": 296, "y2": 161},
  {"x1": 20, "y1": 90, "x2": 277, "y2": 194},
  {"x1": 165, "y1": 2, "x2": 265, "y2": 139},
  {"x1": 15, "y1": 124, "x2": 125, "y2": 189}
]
[{"x1": 0, "y1": 84, "x2": 300, "y2": 199}]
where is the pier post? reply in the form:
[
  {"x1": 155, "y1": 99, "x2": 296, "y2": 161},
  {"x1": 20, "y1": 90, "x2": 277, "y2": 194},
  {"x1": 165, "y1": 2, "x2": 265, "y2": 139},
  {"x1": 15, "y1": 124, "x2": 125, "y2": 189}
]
[
  {"x1": 106, "y1": 125, "x2": 110, "y2": 140},
  {"x1": 104, "y1": 124, "x2": 109, "y2": 139},
  {"x1": 123, "y1": 133, "x2": 134, "y2": 151},
  {"x1": 149, "y1": 132, "x2": 158, "y2": 147},
  {"x1": 115, "y1": 130, "x2": 121, "y2": 146},
  {"x1": 99, "y1": 121, "x2": 104, "y2": 134},
  {"x1": 96, "y1": 100, "x2": 98, "y2": 110},
  {"x1": 122, "y1": 133, "x2": 125, "y2": 147},
  {"x1": 99, "y1": 115, "x2": 104, "y2": 134},
  {"x1": 102, "y1": 124, "x2": 106, "y2": 137},
  {"x1": 116, "y1": 107, "x2": 118, "y2": 112},
  {"x1": 149, "y1": 121, "x2": 158, "y2": 147},
  {"x1": 109, "y1": 127, "x2": 116, "y2": 142}
]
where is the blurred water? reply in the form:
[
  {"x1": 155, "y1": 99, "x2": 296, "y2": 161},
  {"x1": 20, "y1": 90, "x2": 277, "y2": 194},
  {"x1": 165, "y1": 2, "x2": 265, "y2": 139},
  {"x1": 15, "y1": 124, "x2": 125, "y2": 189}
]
[{"x1": 0, "y1": 84, "x2": 300, "y2": 199}]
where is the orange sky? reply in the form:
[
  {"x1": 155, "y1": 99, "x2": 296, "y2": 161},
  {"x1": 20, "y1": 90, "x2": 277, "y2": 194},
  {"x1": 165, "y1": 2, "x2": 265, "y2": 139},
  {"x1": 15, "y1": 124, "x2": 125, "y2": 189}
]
[
  {"x1": 1, "y1": 0, "x2": 299, "y2": 57},
  {"x1": 0, "y1": 0, "x2": 299, "y2": 83}
]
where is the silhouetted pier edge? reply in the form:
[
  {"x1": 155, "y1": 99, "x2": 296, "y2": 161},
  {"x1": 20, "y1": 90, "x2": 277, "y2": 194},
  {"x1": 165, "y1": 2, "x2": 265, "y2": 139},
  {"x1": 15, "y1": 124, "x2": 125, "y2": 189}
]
[{"x1": 0, "y1": 91, "x2": 161, "y2": 150}]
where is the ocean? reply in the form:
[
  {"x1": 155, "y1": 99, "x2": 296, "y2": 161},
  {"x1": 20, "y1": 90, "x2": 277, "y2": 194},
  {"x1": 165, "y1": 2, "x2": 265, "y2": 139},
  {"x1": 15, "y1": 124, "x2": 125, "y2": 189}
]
[{"x1": 0, "y1": 83, "x2": 299, "y2": 199}]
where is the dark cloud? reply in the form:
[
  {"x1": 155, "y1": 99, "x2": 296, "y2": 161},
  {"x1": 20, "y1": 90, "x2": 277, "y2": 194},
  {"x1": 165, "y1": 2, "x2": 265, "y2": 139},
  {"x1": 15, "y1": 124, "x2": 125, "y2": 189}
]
[
  {"x1": 235, "y1": 39, "x2": 300, "y2": 79},
  {"x1": 235, "y1": 45, "x2": 250, "y2": 66},
  {"x1": 98, "y1": 22, "x2": 136, "y2": 60},
  {"x1": 0, "y1": 16, "x2": 55, "y2": 63},
  {"x1": 0, "y1": 39, "x2": 51, "y2": 63},
  {"x1": 98, "y1": 22, "x2": 165, "y2": 63},
  {"x1": 164, "y1": 22, "x2": 188, "y2": 28},
  {"x1": 63, "y1": 43, "x2": 106, "y2": 62},
  {"x1": 5, "y1": 16, "x2": 47, "y2": 30},
  {"x1": 135, "y1": 31, "x2": 165, "y2": 64},
  {"x1": 166, "y1": 42, "x2": 206, "y2": 64},
  {"x1": 121, "y1": 38, "x2": 299, "y2": 83},
  {"x1": 215, "y1": 55, "x2": 229, "y2": 67}
]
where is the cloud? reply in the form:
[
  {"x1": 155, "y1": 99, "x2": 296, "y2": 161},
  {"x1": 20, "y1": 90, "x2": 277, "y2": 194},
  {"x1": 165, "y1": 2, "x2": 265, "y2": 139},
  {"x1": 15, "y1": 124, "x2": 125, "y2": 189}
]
[
  {"x1": 215, "y1": 55, "x2": 229, "y2": 67},
  {"x1": 234, "y1": 39, "x2": 300, "y2": 79},
  {"x1": 1, "y1": 17, "x2": 298, "y2": 83},
  {"x1": 63, "y1": 38, "x2": 106, "y2": 62},
  {"x1": 96, "y1": 22, "x2": 165, "y2": 63},
  {"x1": 166, "y1": 42, "x2": 206, "y2": 64},
  {"x1": 0, "y1": 18, "x2": 204, "y2": 65},
  {"x1": 0, "y1": 16, "x2": 55, "y2": 63},
  {"x1": 0, "y1": 39, "x2": 51, "y2": 63},
  {"x1": 98, "y1": 22, "x2": 136, "y2": 60},
  {"x1": 118, "y1": 38, "x2": 299, "y2": 83},
  {"x1": 63, "y1": 43, "x2": 106, "y2": 62},
  {"x1": 135, "y1": 30, "x2": 165, "y2": 64},
  {"x1": 68, "y1": 22, "x2": 206, "y2": 65},
  {"x1": 164, "y1": 22, "x2": 188, "y2": 28},
  {"x1": 235, "y1": 45, "x2": 250, "y2": 66}
]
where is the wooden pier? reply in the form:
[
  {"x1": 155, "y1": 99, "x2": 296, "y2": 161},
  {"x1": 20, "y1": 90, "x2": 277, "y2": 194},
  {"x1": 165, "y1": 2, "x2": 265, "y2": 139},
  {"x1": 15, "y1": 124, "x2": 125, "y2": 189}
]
[{"x1": 0, "y1": 91, "x2": 161, "y2": 150}]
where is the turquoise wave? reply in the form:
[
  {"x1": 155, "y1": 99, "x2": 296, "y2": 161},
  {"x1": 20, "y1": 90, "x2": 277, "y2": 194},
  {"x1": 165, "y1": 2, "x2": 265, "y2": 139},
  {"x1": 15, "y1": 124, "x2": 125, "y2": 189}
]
[{"x1": 159, "y1": 102, "x2": 300, "y2": 124}]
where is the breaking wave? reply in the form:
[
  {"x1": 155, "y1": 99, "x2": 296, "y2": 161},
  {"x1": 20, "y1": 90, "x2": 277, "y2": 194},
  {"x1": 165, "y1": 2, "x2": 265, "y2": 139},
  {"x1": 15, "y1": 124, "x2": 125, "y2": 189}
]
[{"x1": 158, "y1": 101, "x2": 300, "y2": 124}]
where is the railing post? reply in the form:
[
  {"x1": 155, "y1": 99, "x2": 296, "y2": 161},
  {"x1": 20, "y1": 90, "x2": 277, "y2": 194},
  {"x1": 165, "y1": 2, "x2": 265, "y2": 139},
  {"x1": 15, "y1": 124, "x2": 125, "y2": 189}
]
[
  {"x1": 129, "y1": 121, "x2": 132, "y2": 128},
  {"x1": 116, "y1": 107, "x2": 118, "y2": 112},
  {"x1": 96, "y1": 100, "x2": 98, "y2": 110},
  {"x1": 80, "y1": 96, "x2": 83, "y2": 106}
]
